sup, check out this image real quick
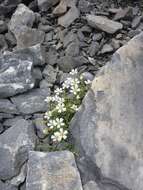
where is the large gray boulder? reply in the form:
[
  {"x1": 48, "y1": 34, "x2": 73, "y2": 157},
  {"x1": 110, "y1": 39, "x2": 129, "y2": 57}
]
[
  {"x1": 0, "y1": 51, "x2": 35, "y2": 98},
  {"x1": 26, "y1": 151, "x2": 83, "y2": 190},
  {"x1": 86, "y1": 15, "x2": 123, "y2": 34},
  {"x1": 0, "y1": 99, "x2": 18, "y2": 114},
  {"x1": 0, "y1": 119, "x2": 36, "y2": 180},
  {"x1": 70, "y1": 32, "x2": 143, "y2": 189}
]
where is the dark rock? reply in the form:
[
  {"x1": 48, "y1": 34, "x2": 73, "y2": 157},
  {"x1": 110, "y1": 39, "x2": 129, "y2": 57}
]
[
  {"x1": 0, "y1": 20, "x2": 7, "y2": 34},
  {"x1": 114, "y1": 7, "x2": 133, "y2": 21},
  {"x1": 63, "y1": 31, "x2": 78, "y2": 47},
  {"x1": 5, "y1": 32, "x2": 16, "y2": 47},
  {"x1": 0, "y1": 34, "x2": 7, "y2": 52},
  {"x1": 11, "y1": 88, "x2": 50, "y2": 115},
  {"x1": 58, "y1": 55, "x2": 87, "y2": 72},
  {"x1": 0, "y1": 99, "x2": 18, "y2": 114},
  {"x1": 88, "y1": 41, "x2": 100, "y2": 56},
  {"x1": 45, "y1": 47, "x2": 58, "y2": 65},
  {"x1": 0, "y1": 51, "x2": 35, "y2": 98},
  {"x1": 0, "y1": 123, "x2": 4, "y2": 134},
  {"x1": 70, "y1": 32, "x2": 143, "y2": 190},
  {"x1": 86, "y1": 15, "x2": 123, "y2": 34},
  {"x1": 26, "y1": 151, "x2": 83, "y2": 190},
  {"x1": 0, "y1": 119, "x2": 36, "y2": 180},
  {"x1": 34, "y1": 117, "x2": 47, "y2": 138}
]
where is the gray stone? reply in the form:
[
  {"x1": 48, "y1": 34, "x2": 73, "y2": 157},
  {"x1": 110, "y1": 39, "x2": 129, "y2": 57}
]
[
  {"x1": 58, "y1": 6, "x2": 79, "y2": 27},
  {"x1": 34, "y1": 117, "x2": 47, "y2": 138},
  {"x1": 11, "y1": 88, "x2": 50, "y2": 115},
  {"x1": 88, "y1": 41, "x2": 100, "y2": 56},
  {"x1": 132, "y1": 16, "x2": 142, "y2": 29},
  {"x1": 15, "y1": 43, "x2": 45, "y2": 66},
  {"x1": 0, "y1": 123, "x2": 4, "y2": 134},
  {"x1": 0, "y1": 34, "x2": 7, "y2": 52},
  {"x1": 0, "y1": 119, "x2": 36, "y2": 180},
  {"x1": 86, "y1": 15, "x2": 123, "y2": 34},
  {"x1": 0, "y1": 20, "x2": 7, "y2": 34},
  {"x1": 16, "y1": 26, "x2": 45, "y2": 49},
  {"x1": 0, "y1": 181, "x2": 17, "y2": 190},
  {"x1": 58, "y1": 55, "x2": 87, "y2": 72},
  {"x1": 65, "y1": 42, "x2": 80, "y2": 56},
  {"x1": 83, "y1": 181, "x2": 100, "y2": 190},
  {"x1": 81, "y1": 72, "x2": 94, "y2": 81},
  {"x1": 43, "y1": 65, "x2": 58, "y2": 85},
  {"x1": 113, "y1": 7, "x2": 133, "y2": 21},
  {"x1": 9, "y1": 4, "x2": 35, "y2": 37},
  {"x1": 5, "y1": 32, "x2": 17, "y2": 47},
  {"x1": 26, "y1": 151, "x2": 83, "y2": 190},
  {"x1": 0, "y1": 99, "x2": 18, "y2": 114},
  {"x1": 0, "y1": 51, "x2": 35, "y2": 98},
  {"x1": 46, "y1": 47, "x2": 58, "y2": 65},
  {"x1": 3, "y1": 117, "x2": 23, "y2": 128},
  {"x1": 101, "y1": 44, "x2": 114, "y2": 54},
  {"x1": 70, "y1": 32, "x2": 143, "y2": 189},
  {"x1": 37, "y1": 0, "x2": 60, "y2": 12}
]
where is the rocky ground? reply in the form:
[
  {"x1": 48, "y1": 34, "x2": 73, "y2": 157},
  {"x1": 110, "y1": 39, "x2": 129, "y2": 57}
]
[{"x1": 0, "y1": 0, "x2": 143, "y2": 189}]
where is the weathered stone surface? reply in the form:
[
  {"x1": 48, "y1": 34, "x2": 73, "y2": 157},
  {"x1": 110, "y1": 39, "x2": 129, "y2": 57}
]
[
  {"x1": 9, "y1": 4, "x2": 35, "y2": 37},
  {"x1": 16, "y1": 26, "x2": 45, "y2": 49},
  {"x1": 37, "y1": 0, "x2": 60, "y2": 12},
  {"x1": 0, "y1": 181, "x2": 17, "y2": 190},
  {"x1": 86, "y1": 15, "x2": 123, "y2": 34},
  {"x1": 11, "y1": 88, "x2": 50, "y2": 114},
  {"x1": 0, "y1": 99, "x2": 18, "y2": 114},
  {"x1": 70, "y1": 32, "x2": 143, "y2": 189},
  {"x1": 15, "y1": 44, "x2": 45, "y2": 66},
  {"x1": 83, "y1": 181, "x2": 100, "y2": 190},
  {"x1": 58, "y1": 6, "x2": 79, "y2": 27},
  {"x1": 26, "y1": 151, "x2": 83, "y2": 190},
  {"x1": 0, "y1": 51, "x2": 35, "y2": 98},
  {"x1": 0, "y1": 119, "x2": 36, "y2": 180}
]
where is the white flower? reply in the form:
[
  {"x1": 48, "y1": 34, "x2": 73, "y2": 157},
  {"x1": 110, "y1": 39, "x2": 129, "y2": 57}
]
[
  {"x1": 55, "y1": 87, "x2": 63, "y2": 95},
  {"x1": 70, "y1": 85, "x2": 80, "y2": 95},
  {"x1": 71, "y1": 78, "x2": 80, "y2": 86},
  {"x1": 62, "y1": 77, "x2": 73, "y2": 89},
  {"x1": 56, "y1": 103, "x2": 66, "y2": 113},
  {"x1": 76, "y1": 95, "x2": 80, "y2": 99},
  {"x1": 44, "y1": 111, "x2": 52, "y2": 120},
  {"x1": 70, "y1": 69, "x2": 78, "y2": 75},
  {"x1": 85, "y1": 80, "x2": 91, "y2": 85},
  {"x1": 55, "y1": 118, "x2": 65, "y2": 128},
  {"x1": 44, "y1": 96, "x2": 52, "y2": 103},
  {"x1": 51, "y1": 128, "x2": 68, "y2": 142},
  {"x1": 47, "y1": 119, "x2": 57, "y2": 129},
  {"x1": 71, "y1": 104, "x2": 78, "y2": 111}
]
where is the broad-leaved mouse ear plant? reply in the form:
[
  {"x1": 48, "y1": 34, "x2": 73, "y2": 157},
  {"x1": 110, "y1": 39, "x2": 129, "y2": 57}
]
[{"x1": 43, "y1": 69, "x2": 91, "y2": 151}]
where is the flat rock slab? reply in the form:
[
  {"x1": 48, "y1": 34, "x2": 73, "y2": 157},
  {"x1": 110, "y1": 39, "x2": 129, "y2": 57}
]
[
  {"x1": 0, "y1": 99, "x2": 18, "y2": 114},
  {"x1": 86, "y1": 15, "x2": 123, "y2": 34},
  {"x1": 0, "y1": 119, "x2": 36, "y2": 180},
  {"x1": 11, "y1": 88, "x2": 50, "y2": 114},
  {"x1": 0, "y1": 51, "x2": 35, "y2": 98},
  {"x1": 70, "y1": 32, "x2": 143, "y2": 189},
  {"x1": 26, "y1": 151, "x2": 83, "y2": 190}
]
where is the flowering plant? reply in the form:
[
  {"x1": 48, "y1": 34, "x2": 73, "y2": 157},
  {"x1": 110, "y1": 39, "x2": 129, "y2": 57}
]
[{"x1": 43, "y1": 69, "x2": 91, "y2": 151}]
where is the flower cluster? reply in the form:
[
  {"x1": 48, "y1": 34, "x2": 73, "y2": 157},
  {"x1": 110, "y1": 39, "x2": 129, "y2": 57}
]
[{"x1": 43, "y1": 69, "x2": 91, "y2": 151}]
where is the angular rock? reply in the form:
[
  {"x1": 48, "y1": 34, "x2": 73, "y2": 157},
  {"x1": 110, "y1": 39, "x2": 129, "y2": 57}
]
[
  {"x1": 58, "y1": 6, "x2": 79, "y2": 27},
  {"x1": 58, "y1": 55, "x2": 87, "y2": 72},
  {"x1": 0, "y1": 119, "x2": 36, "y2": 180},
  {"x1": 101, "y1": 44, "x2": 114, "y2": 54},
  {"x1": 43, "y1": 65, "x2": 58, "y2": 85},
  {"x1": 26, "y1": 151, "x2": 83, "y2": 190},
  {"x1": 0, "y1": 99, "x2": 18, "y2": 114},
  {"x1": 9, "y1": 4, "x2": 35, "y2": 37},
  {"x1": 37, "y1": 0, "x2": 60, "y2": 12},
  {"x1": 16, "y1": 26, "x2": 45, "y2": 49},
  {"x1": 132, "y1": 16, "x2": 142, "y2": 29},
  {"x1": 53, "y1": 0, "x2": 67, "y2": 16},
  {"x1": 0, "y1": 51, "x2": 35, "y2": 98},
  {"x1": 114, "y1": 7, "x2": 133, "y2": 21},
  {"x1": 86, "y1": 15, "x2": 123, "y2": 34},
  {"x1": 11, "y1": 88, "x2": 50, "y2": 115},
  {"x1": 15, "y1": 43, "x2": 45, "y2": 66},
  {"x1": 34, "y1": 117, "x2": 47, "y2": 138},
  {"x1": 70, "y1": 32, "x2": 143, "y2": 189},
  {"x1": 0, "y1": 20, "x2": 8, "y2": 34}
]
